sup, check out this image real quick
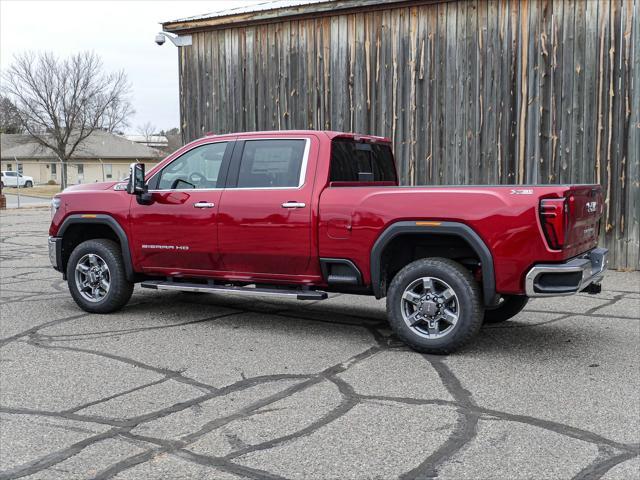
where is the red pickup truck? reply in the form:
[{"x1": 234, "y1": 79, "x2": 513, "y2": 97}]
[{"x1": 48, "y1": 130, "x2": 608, "y2": 353}]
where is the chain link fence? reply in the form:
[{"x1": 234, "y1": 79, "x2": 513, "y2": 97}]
[{"x1": 1, "y1": 159, "x2": 149, "y2": 209}]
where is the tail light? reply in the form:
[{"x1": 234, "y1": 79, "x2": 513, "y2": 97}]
[{"x1": 539, "y1": 197, "x2": 569, "y2": 250}]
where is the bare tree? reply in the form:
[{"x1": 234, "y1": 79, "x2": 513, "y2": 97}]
[
  {"x1": 159, "y1": 127, "x2": 182, "y2": 155},
  {"x1": 1, "y1": 52, "x2": 133, "y2": 188},
  {"x1": 137, "y1": 121, "x2": 157, "y2": 145}
]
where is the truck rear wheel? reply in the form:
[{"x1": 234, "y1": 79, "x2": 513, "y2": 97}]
[
  {"x1": 483, "y1": 295, "x2": 529, "y2": 324},
  {"x1": 66, "y1": 239, "x2": 134, "y2": 313},
  {"x1": 386, "y1": 258, "x2": 484, "y2": 354}
]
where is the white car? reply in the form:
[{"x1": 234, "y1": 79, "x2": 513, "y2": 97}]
[{"x1": 1, "y1": 171, "x2": 34, "y2": 188}]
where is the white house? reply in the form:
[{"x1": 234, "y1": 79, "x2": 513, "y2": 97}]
[{"x1": 1, "y1": 131, "x2": 162, "y2": 185}]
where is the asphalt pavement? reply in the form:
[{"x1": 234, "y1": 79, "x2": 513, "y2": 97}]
[{"x1": 1, "y1": 208, "x2": 639, "y2": 480}]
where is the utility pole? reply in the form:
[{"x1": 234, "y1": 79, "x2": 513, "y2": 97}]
[{"x1": 14, "y1": 156, "x2": 21, "y2": 209}]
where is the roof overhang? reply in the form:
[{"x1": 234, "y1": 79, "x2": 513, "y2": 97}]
[{"x1": 162, "y1": 0, "x2": 441, "y2": 33}]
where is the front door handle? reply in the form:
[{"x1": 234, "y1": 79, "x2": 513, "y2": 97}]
[
  {"x1": 194, "y1": 202, "x2": 215, "y2": 208},
  {"x1": 281, "y1": 201, "x2": 306, "y2": 209}
]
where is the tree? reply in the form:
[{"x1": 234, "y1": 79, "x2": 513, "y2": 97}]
[
  {"x1": 137, "y1": 121, "x2": 157, "y2": 145},
  {"x1": 0, "y1": 95, "x2": 23, "y2": 133},
  {"x1": 1, "y1": 52, "x2": 133, "y2": 188},
  {"x1": 161, "y1": 127, "x2": 183, "y2": 154}
]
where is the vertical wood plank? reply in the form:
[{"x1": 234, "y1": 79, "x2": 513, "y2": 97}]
[
  {"x1": 582, "y1": 0, "x2": 599, "y2": 184},
  {"x1": 444, "y1": 1, "x2": 457, "y2": 184},
  {"x1": 454, "y1": 0, "x2": 467, "y2": 184},
  {"x1": 538, "y1": 0, "x2": 553, "y2": 183},
  {"x1": 559, "y1": 0, "x2": 576, "y2": 183},
  {"x1": 433, "y1": 2, "x2": 447, "y2": 184},
  {"x1": 481, "y1": 0, "x2": 499, "y2": 184},
  {"x1": 626, "y1": 0, "x2": 639, "y2": 269},
  {"x1": 571, "y1": 0, "x2": 586, "y2": 183},
  {"x1": 516, "y1": 0, "x2": 529, "y2": 184}
]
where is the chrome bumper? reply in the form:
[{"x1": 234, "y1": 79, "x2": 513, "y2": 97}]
[
  {"x1": 48, "y1": 236, "x2": 63, "y2": 272},
  {"x1": 525, "y1": 248, "x2": 608, "y2": 297}
]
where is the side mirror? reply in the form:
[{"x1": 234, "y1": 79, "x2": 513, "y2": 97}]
[{"x1": 127, "y1": 163, "x2": 146, "y2": 195}]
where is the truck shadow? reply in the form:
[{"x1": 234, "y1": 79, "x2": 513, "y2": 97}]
[{"x1": 154, "y1": 291, "x2": 594, "y2": 358}]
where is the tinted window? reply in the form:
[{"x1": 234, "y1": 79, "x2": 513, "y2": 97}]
[
  {"x1": 5, "y1": 172, "x2": 17, "y2": 177},
  {"x1": 330, "y1": 139, "x2": 397, "y2": 183},
  {"x1": 236, "y1": 139, "x2": 306, "y2": 188},
  {"x1": 158, "y1": 142, "x2": 227, "y2": 190}
]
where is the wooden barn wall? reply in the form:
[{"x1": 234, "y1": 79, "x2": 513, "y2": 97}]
[{"x1": 178, "y1": 0, "x2": 639, "y2": 270}]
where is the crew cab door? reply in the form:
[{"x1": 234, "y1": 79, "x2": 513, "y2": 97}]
[
  {"x1": 129, "y1": 140, "x2": 233, "y2": 273},
  {"x1": 217, "y1": 136, "x2": 316, "y2": 276}
]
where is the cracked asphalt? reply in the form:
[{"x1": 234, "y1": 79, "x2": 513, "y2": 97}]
[{"x1": 1, "y1": 208, "x2": 639, "y2": 480}]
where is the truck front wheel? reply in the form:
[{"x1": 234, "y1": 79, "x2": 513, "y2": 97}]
[
  {"x1": 66, "y1": 239, "x2": 134, "y2": 313},
  {"x1": 386, "y1": 258, "x2": 484, "y2": 354}
]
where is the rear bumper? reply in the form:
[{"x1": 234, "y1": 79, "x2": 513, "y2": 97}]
[
  {"x1": 525, "y1": 248, "x2": 608, "y2": 297},
  {"x1": 48, "y1": 236, "x2": 63, "y2": 272}
]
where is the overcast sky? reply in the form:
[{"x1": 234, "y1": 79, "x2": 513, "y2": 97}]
[{"x1": 0, "y1": 0, "x2": 265, "y2": 134}]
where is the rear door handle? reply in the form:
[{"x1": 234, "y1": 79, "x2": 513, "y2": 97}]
[
  {"x1": 281, "y1": 201, "x2": 306, "y2": 209},
  {"x1": 194, "y1": 202, "x2": 215, "y2": 208}
]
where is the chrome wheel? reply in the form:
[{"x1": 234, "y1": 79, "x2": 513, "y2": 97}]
[
  {"x1": 74, "y1": 253, "x2": 110, "y2": 302},
  {"x1": 400, "y1": 276, "x2": 460, "y2": 339}
]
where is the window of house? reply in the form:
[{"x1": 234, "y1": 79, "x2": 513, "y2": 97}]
[
  {"x1": 7, "y1": 164, "x2": 12, "y2": 171},
  {"x1": 329, "y1": 139, "x2": 397, "y2": 183},
  {"x1": 236, "y1": 139, "x2": 307, "y2": 188},
  {"x1": 77, "y1": 164, "x2": 84, "y2": 175},
  {"x1": 104, "y1": 164, "x2": 113, "y2": 179},
  {"x1": 51, "y1": 163, "x2": 57, "y2": 176}
]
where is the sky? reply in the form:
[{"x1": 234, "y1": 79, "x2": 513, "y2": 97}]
[{"x1": 0, "y1": 0, "x2": 265, "y2": 134}]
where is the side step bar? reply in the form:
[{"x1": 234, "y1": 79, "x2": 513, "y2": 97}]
[{"x1": 140, "y1": 280, "x2": 328, "y2": 301}]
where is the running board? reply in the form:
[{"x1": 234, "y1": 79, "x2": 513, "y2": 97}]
[{"x1": 140, "y1": 281, "x2": 328, "y2": 301}]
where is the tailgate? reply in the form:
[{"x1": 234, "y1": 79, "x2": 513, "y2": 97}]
[{"x1": 564, "y1": 185, "x2": 603, "y2": 253}]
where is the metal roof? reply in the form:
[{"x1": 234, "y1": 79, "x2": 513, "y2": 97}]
[
  {"x1": 125, "y1": 135, "x2": 169, "y2": 146},
  {"x1": 163, "y1": 0, "x2": 327, "y2": 25},
  {"x1": 0, "y1": 131, "x2": 161, "y2": 160},
  {"x1": 162, "y1": 0, "x2": 419, "y2": 32}
]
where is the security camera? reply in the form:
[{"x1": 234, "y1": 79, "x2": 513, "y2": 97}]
[{"x1": 154, "y1": 32, "x2": 192, "y2": 47}]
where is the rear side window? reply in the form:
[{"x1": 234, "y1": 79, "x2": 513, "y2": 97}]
[
  {"x1": 330, "y1": 139, "x2": 397, "y2": 183},
  {"x1": 236, "y1": 139, "x2": 307, "y2": 188}
]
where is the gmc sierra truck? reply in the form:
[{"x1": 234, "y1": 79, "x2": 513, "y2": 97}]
[{"x1": 48, "y1": 130, "x2": 608, "y2": 353}]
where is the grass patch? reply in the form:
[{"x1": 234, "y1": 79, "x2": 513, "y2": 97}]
[{"x1": 3, "y1": 185, "x2": 62, "y2": 198}]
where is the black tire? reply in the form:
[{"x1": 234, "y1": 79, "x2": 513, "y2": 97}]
[
  {"x1": 66, "y1": 239, "x2": 134, "y2": 313},
  {"x1": 25, "y1": 181, "x2": 33, "y2": 188},
  {"x1": 386, "y1": 257, "x2": 484, "y2": 355},
  {"x1": 483, "y1": 295, "x2": 529, "y2": 324}
]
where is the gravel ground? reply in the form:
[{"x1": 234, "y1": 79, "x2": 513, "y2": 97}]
[{"x1": 1, "y1": 208, "x2": 639, "y2": 480}]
